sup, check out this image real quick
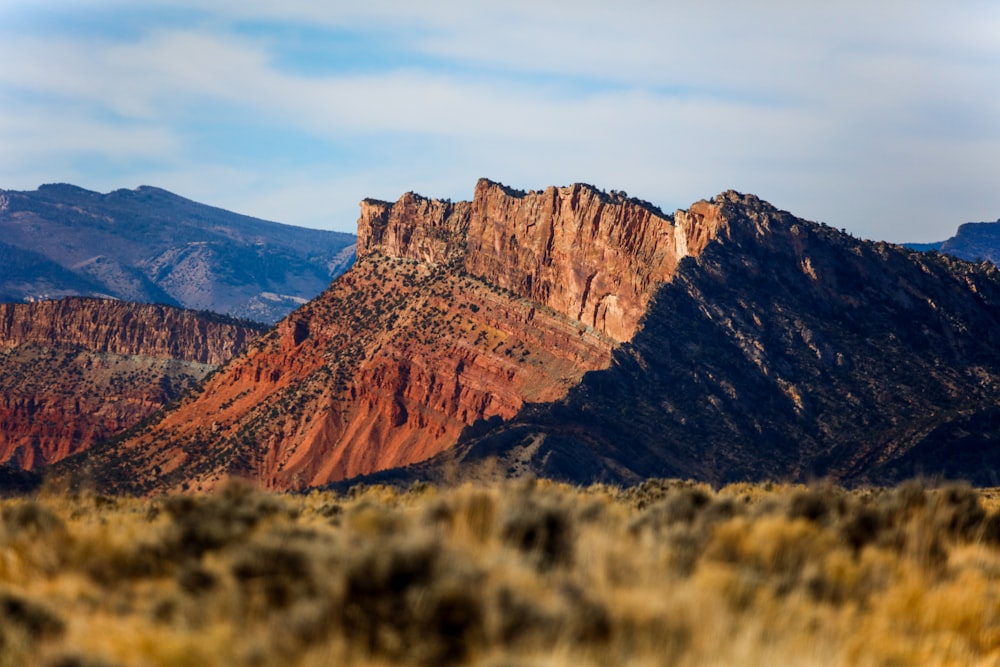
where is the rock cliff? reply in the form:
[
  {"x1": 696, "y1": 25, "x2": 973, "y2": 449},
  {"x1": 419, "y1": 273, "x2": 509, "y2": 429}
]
[
  {"x1": 0, "y1": 298, "x2": 264, "y2": 468},
  {"x1": 361, "y1": 193, "x2": 1000, "y2": 488},
  {"x1": 69, "y1": 180, "x2": 733, "y2": 494},
  {"x1": 359, "y1": 179, "x2": 731, "y2": 342},
  {"x1": 0, "y1": 298, "x2": 259, "y2": 365}
]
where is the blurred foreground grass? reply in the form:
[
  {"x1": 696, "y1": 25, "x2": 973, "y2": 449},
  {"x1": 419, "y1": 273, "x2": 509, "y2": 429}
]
[{"x1": 3, "y1": 478, "x2": 1000, "y2": 666}]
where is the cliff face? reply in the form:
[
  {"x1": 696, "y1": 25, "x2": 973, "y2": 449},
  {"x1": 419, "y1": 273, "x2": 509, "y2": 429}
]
[
  {"x1": 380, "y1": 194, "x2": 1000, "y2": 488},
  {"x1": 462, "y1": 181, "x2": 730, "y2": 341},
  {"x1": 358, "y1": 179, "x2": 731, "y2": 341},
  {"x1": 0, "y1": 298, "x2": 260, "y2": 365},
  {"x1": 0, "y1": 298, "x2": 263, "y2": 468},
  {"x1": 74, "y1": 180, "x2": 734, "y2": 494}
]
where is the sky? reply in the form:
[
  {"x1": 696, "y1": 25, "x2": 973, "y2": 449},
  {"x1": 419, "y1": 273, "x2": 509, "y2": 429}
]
[{"x1": 1, "y1": 1, "x2": 998, "y2": 242}]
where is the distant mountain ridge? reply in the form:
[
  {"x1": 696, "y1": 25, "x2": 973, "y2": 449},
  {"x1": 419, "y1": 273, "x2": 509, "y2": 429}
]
[
  {"x1": 0, "y1": 184, "x2": 356, "y2": 322},
  {"x1": 906, "y1": 217, "x2": 1000, "y2": 264}
]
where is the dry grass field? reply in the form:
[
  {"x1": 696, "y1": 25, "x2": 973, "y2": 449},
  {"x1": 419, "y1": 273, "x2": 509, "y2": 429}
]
[{"x1": 2, "y1": 477, "x2": 1000, "y2": 666}]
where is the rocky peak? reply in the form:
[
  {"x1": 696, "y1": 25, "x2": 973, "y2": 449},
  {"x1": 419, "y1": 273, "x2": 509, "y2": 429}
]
[
  {"x1": 358, "y1": 178, "x2": 739, "y2": 342},
  {"x1": 356, "y1": 193, "x2": 470, "y2": 264}
]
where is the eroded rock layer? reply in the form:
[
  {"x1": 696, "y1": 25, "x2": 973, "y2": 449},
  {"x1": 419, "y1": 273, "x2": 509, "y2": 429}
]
[{"x1": 0, "y1": 298, "x2": 263, "y2": 468}]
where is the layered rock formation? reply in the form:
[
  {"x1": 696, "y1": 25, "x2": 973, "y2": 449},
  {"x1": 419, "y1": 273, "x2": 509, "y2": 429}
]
[
  {"x1": 68, "y1": 180, "x2": 733, "y2": 494},
  {"x1": 0, "y1": 298, "x2": 258, "y2": 365},
  {"x1": 360, "y1": 193, "x2": 1000, "y2": 488},
  {"x1": 359, "y1": 180, "x2": 730, "y2": 341},
  {"x1": 0, "y1": 298, "x2": 264, "y2": 468},
  {"x1": 66, "y1": 180, "x2": 1000, "y2": 494},
  {"x1": 0, "y1": 184, "x2": 356, "y2": 323}
]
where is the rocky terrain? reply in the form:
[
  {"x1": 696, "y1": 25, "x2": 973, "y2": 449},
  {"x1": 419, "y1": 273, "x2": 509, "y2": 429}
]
[
  {"x1": 63, "y1": 180, "x2": 729, "y2": 494},
  {"x1": 0, "y1": 184, "x2": 356, "y2": 323},
  {"x1": 58, "y1": 180, "x2": 1000, "y2": 494},
  {"x1": 0, "y1": 298, "x2": 264, "y2": 469}
]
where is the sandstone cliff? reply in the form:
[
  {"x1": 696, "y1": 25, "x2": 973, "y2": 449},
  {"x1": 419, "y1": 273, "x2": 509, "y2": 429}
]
[
  {"x1": 359, "y1": 179, "x2": 731, "y2": 342},
  {"x1": 71, "y1": 180, "x2": 734, "y2": 494},
  {"x1": 361, "y1": 193, "x2": 1000, "y2": 488},
  {"x1": 0, "y1": 298, "x2": 259, "y2": 365},
  {"x1": 0, "y1": 298, "x2": 264, "y2": 468}
]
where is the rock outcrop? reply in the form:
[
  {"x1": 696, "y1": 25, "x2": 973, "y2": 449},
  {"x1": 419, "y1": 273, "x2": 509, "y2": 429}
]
[
  {"x1": 69, "y1": 180, "x2": 733, "y2": 494},
  {"x1": 0, "y1": 298, "x2": 259, "y2": 365},
  {"x1": 0, "y1": 298, "x2": 264, "y2": 468},
  {"x1": 906, "y1": 217, "x2": 1000, "y2": 266}
]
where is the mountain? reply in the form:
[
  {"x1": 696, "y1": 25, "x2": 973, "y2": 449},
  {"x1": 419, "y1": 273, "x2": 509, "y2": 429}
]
[
  {"x1": 0, "y1": 184, "x2": 356, "y2": 323},
  {"x1": 374, "y1": 197, "x2": 1000, "y2": 488},
  {"x1": 62, "y1": 181, "x2": 1000, "y2": 494},
  {"x1": 0, "y1": 298, "x2": 265, "y2": 469},
  {"x1": 906, "y1": 218, "x2": 1000, "y2": 265},
  {"x1": 60, "y1": 179, "x2": 726, "y2": 494}
]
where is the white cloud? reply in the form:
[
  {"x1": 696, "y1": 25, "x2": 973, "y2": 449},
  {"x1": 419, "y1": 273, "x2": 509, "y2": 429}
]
[{"x1": 0, "y1": 0, "x2": 998, "y2": 241}]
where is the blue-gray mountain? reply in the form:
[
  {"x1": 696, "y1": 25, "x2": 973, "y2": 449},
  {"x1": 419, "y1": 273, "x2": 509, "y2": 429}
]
[
  {"x1": 907, "y1": 217, "x2": 1000, "y2": 265},
  {"x1": 0, "y1": 184, "x2": 356, "y2": 323}
]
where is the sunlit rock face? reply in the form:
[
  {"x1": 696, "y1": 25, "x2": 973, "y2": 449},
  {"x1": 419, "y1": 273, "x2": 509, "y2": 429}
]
[
  {"x1": 0, "y1": 298, "x2": 263, "y2": 468},
  {"x1": 79, "y1": 179, "x2": 734, "y2": 494}
]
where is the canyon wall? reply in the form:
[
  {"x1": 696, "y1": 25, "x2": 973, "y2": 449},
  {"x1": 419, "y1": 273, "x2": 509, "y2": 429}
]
[{"x1": 0, "y1": 298, "x2": 263, "y2": 468}]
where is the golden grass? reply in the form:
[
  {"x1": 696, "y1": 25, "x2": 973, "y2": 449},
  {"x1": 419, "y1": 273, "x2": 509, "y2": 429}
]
[{"x1": 2, "y1": 477, "x2": 1000, "y2": 666}]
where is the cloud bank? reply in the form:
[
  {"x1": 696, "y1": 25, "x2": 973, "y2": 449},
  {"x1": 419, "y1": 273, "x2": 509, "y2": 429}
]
[{"x1": 1, "y1": 1, "x2": 998, "y2": 241}]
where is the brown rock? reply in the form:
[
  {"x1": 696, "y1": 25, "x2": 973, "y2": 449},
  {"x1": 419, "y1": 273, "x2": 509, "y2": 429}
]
[{"x1": 0, "y1": 298, "x2": 263, "y2": 468}]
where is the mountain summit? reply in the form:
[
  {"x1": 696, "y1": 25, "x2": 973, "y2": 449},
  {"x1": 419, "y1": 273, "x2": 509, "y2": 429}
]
[
  {"x1": 64, "y1": 180, "x2": 1000, "y2": 494},
  {"x1": 0, "y1": 184, "x2": 355, "y2": 322}
]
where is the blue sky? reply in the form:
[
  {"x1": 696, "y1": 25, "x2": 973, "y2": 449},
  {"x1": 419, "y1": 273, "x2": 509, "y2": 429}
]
[{"x1": 1, "y1": 1, "x2": 998, "y2": 242}]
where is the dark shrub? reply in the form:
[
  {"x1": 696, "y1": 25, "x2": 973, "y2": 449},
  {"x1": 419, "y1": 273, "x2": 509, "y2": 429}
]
[
  {"x1": 339, "y1": 537, "x2": 484, "y2": 666},
  {"x1": 500, "y1": 494, "x2": 573, "y2": 570},
  {"x1": 163, "y1": 480, "x2": 287, "y2": 557},
  {"x1": 839, "y1": 504, "x2": 884, "y2": 552},
  {"x1": 2, "y1": 501, "x2": 64, "y2": 536},
  {"x1": 0, "y1": 591, "x2": 65, "y2": 640},
  {"x1": 786, "y1": 487, "x2": 844, "y2": 524},
  {"x1": 929, "y1": 483, "x2": 986, "y2": 540},
  {"x1": 629, "y1": 487, "x2": 713, "y2": 535},
  {"x1": 231, "y1": 542, "x2": 317, "y2": 609}
]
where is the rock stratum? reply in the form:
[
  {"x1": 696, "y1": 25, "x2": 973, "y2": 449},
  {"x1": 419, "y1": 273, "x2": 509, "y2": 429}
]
[
  {"x1": 0, "y1": 298, "x2": 264, "y2": 468},
  {"x1": 61, "y1": 180, "x2": 1000, "y2": 494},
  {"x1": 65, "y1": 180, "x2": 730, "y2": 494},
  {"x1": 0, "y1": 184, "x2": 356, "y2": 323}
]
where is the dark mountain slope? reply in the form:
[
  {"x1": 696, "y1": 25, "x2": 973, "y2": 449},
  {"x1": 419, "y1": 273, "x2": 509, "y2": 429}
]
[{"x1": 0, "y1": 184, "x2": 355, "y2": 322}]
